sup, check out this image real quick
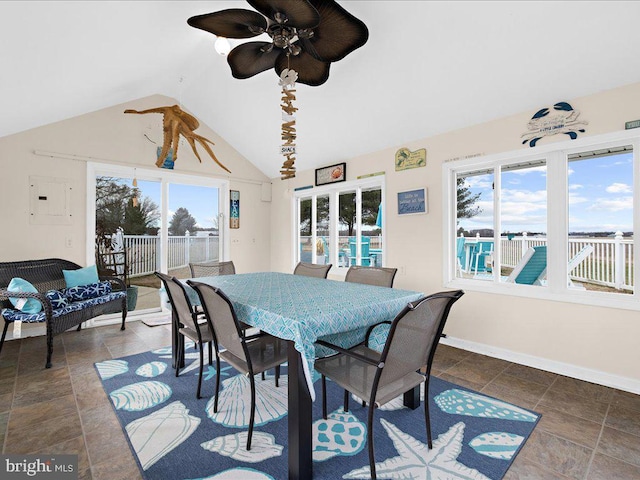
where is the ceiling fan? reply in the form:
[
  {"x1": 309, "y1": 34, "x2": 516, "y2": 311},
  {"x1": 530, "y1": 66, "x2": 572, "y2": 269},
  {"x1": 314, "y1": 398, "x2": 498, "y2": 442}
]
[{"x1": 187, "y1": 0, "x2": 369, "y2": 86}]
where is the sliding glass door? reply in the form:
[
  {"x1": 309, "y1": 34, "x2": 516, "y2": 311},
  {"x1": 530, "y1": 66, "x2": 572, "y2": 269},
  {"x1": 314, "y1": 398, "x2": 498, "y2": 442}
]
[{"x1": 89, "y1": 164, "x2": 228, "y2": 315}]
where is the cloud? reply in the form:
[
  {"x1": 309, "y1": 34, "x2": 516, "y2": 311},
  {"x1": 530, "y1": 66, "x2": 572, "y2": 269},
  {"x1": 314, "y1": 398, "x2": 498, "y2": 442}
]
[
  {"x1": 586, "y1": 196, "x2": 633, "y2": 212},
  {"x1": 605, "y1": 182, "x2": 631, "y2": 193},
  {"x1": 569, "y1": 184, "x2": 583, "y2": 190},
  {"x1": 501, "y1": 189, "x2": 547, "y2": 203}
]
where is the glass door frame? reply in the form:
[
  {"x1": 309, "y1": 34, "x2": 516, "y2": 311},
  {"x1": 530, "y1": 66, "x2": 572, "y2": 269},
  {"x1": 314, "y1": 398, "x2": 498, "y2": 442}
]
[{"x1": 87, "y1": 162, "x2": 230, "y2": 315}]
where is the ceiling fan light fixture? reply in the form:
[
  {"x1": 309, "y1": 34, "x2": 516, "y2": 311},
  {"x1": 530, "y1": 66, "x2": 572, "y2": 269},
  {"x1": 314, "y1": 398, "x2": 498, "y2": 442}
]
[
  {"x1": 214, "y1": 36, "x2": 231, "y2": 56},
  {"x1": 187, "y1": 0, "x2": 368, "y2": 86}
]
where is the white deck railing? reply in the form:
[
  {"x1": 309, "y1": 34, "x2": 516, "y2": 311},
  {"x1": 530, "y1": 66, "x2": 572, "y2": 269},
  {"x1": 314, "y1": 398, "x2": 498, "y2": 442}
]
[
  {"x1": 467, "y1": 232, "x2": 633, "y2": 291},
  {"x1": 124, "y1": 234, "x2": 219, "y2": 277}
]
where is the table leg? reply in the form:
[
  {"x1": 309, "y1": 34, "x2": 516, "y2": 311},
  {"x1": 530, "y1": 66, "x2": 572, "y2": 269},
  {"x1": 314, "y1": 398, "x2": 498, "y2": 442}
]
[
  {"x1": 287, "y1": 340, "x2": 313, "y2": 480},
  {"x1": 403, "y1": 385, "x2": 421, "y2": 410}
]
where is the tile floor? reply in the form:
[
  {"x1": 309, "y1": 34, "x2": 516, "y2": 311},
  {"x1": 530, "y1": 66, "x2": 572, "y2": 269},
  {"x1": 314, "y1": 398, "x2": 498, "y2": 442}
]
[{"x1": 0, "y1": 321, "x2": 639, "y2": 480}]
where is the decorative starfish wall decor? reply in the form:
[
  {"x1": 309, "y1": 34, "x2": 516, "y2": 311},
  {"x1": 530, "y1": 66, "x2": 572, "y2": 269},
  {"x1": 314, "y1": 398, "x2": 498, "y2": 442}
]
[{"x1": 124, "y1": 105, "x2": 231, "y2": 173}]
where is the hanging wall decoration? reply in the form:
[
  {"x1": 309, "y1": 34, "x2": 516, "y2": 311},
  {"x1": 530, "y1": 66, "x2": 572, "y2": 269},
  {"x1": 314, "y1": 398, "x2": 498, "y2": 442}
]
[
  {"x1": 395, "y1": 147, "x2": 426, "y2": 171},
  {"x1": 521, "y1": 102, "x2": 588, "y2": 147},
  {"x1": 187, "y1": 0, "x2": 369, "y2": 180},
  {"x1": 230, "y1": 190, "x2": 240, "y2": 229},
  {"x1": 279, "y1": 69, "x2": 298, "y2": 179},
  {"x1": 124, "y1": 105, "x2": 231, "y2": 173}
]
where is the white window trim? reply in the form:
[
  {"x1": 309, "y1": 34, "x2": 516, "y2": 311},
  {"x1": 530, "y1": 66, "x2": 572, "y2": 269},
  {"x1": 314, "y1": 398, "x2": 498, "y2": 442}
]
[
  {"x1": 292, "y1": 176, "x2": 385, "y2": 275},
  {"x1": 443, "y1": 129, "x2": 640, "y2": 311}
]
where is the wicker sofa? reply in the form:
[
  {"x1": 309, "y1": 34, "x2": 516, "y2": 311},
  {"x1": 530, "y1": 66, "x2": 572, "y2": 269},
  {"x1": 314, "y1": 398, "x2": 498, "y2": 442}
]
[{"x1": 0, "y1": 258, "x2": 127, "y2": 368}]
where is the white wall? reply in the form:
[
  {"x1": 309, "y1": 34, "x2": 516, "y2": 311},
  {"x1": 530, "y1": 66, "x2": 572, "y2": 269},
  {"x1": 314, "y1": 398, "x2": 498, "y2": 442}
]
[
  {"x1": 270, "y1": 81, "x2": 640, "y2": 393},
  {"x1": 0, "y1": 93, "x2": 272, "y2": 272}
]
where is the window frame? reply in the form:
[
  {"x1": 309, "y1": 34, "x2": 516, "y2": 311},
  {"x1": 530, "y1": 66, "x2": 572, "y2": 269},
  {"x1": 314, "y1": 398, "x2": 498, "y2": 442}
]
[
  {"x1": 292, "y1": 176, "x2": 385, "y2": 275},
  {"x1": 443, "y1": 129, "x2": 640, "y2": 311}
]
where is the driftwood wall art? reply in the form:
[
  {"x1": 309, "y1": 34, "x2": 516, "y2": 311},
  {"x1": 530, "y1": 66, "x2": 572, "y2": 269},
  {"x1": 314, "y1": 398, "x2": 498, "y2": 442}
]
[
  {"x1": 124, "y1": 105, "x2": 231, "y2": 173},
  {"x1": 279, "y1": 69, "x2": 298, "y2": 180}
]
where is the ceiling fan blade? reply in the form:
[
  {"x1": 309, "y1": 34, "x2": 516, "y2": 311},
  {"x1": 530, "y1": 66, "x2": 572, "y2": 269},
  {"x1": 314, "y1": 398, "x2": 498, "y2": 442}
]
[
  {"x1": 187, "y1": 9, "x2": 267, "y2": 38},
  {"x1": 304, "y1": 0, "x2": 369, "y2": 62},
  {"x1": 276, "y1": 51, "x2": 330, "y2": 86},
  {"x1": 248, "y1": 0, "x2": 319, "y2": 28},
  {"x1": 227, "y1": 42, "x2": 281, "y2": 79}
]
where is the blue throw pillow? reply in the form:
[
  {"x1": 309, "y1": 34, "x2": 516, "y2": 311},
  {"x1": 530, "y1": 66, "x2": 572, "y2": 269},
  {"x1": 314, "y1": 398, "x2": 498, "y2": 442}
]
[
  {"x1": 45, "y1": 290, "x2": 69, "y2": 309},
  {"x1": 64, "y1": 281, "x2": 112, "y2": 302},
  {"x1": 7, "y1": 277, "x2": 42, "y2": 313},
  {"x1": 63, "y1": 265, "x2": 99, "y2": 288}
]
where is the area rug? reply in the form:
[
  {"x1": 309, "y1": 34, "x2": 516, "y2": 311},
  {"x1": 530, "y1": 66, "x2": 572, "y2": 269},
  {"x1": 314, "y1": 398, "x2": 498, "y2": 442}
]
[{"x1": 96, "y1": 345, "x2": 540, "y2": 480}]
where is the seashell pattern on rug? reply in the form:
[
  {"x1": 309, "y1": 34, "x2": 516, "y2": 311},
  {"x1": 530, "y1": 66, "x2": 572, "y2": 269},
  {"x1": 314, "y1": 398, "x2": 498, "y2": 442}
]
[
  {"x1": 136, "y1": 361, "x2": 167, "y2": 378},
  {"x1": 110, "y1": 380, "x2": 172, "y2": 411},
  {"x1": 187, "y1": 468, "x2": 275, "y2": 480},
  {"x1": 434, "y1": 389, "x2": 538, "y2": 422},
  {"x1": 313, "y1": 408, "x2": 366, "y2": 461},
  {"x1": 468, "y1": 432, "x2": 524, "y2": 460},
  {"x1": 206, "y1": 374, "x2": 288, "y2": 427},
  {"x1": 126, "y1": 401, "x2": 201, "y2": 470},
  {"x1": 201, "y1": 431, "x2": 283, "y2": 463},
  {"x1": 95, "y1": 359, "x2": 129, "y2": 380}
]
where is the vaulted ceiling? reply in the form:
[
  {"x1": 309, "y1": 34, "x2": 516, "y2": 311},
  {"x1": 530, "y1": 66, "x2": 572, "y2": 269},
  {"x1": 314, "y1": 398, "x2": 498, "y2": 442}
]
[{"x1": 2, "y1": 1, "x2": 640, "y2": 178}]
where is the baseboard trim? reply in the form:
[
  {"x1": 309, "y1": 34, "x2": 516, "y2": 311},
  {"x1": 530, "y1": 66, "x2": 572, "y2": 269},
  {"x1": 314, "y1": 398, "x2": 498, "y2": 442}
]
[{"x1": 440, "y1": 336, "x2": 640, "y2": 395}]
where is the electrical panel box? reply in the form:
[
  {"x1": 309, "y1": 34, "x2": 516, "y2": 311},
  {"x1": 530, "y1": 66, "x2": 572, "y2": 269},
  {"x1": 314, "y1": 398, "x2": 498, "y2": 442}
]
[{"x1": 29, "y1": 176, "x2": 73, "y2": 225}]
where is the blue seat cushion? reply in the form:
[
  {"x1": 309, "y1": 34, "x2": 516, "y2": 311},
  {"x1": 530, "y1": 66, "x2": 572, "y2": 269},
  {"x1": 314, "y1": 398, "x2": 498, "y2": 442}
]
[
  {"x1": 63, "y1": 281, "x2": 112, "y2": 302},
  {"x1": 45, "y1": 290, "x2": 69, "y2": 309},
  {"x1": 1, "y1": 291, "x2": 125, "y2": 323}
]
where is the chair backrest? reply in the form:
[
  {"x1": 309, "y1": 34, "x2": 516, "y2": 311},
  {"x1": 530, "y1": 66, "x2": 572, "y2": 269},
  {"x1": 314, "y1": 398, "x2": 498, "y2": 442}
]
[
  {"x1": 377, "y1": 290, "x2": 464, "y2": 390},
  {"x1": 293, "y1": 262, "x2": 332, "y2": 278},
  {"x1": 345, "y1": 266, "x2": 397, "y2": 287},
  {"x1": 189, "y1": 260, "x2": 236, "y2": 278},
  {"x1": 477, "y1": 241, "x2": 494, "y2": 254},
  {"x1": 456, "y1": 237, "x2": 466, "y2": 259},
  {"x1": 506, "y1": 246, "x2": 547, "y2": 284},
  {"x1": 155, "y1": 272, "x2": 199, "y2": 331},
  {"x1": 349, "y1": 241, "x2": 371, "y2": 264},
  {"x1": 187, "y1": 281, "x2": 247, "y2": 362}
]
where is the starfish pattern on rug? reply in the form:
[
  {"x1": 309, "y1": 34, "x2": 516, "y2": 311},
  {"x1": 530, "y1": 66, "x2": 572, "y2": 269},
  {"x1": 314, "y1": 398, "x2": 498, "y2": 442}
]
[{"x1": 343, "y1": 420, "x2": 491, "y2": 480}]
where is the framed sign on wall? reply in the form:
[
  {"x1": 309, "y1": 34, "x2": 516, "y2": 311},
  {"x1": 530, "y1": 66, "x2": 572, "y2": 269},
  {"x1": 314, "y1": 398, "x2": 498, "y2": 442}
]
[
  {"x1": 397, "y1": 188, "x2": 427, "y2": 215},
  {"x1": 315, "y1": 163, "x2": 346, "y2": 186}
]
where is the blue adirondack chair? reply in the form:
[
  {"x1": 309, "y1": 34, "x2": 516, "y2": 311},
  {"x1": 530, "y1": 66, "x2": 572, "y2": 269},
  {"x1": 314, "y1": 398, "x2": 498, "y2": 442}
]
[
  {"x1": 348, "y1": 238, "x2": 374, "y2": 266},
  {"x1": 506, "y1": 246, "x2": 547, "y2": 284}
]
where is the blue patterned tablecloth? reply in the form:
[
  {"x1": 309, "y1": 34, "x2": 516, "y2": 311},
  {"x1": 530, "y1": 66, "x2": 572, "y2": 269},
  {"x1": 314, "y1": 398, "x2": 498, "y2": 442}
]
[{"x1": 184, "y1": 272, "x2": 423, "y2": 400}]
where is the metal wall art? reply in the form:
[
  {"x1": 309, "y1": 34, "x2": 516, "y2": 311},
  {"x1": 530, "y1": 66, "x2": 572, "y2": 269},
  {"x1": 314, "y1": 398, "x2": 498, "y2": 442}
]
[{"x1": 521, "y1": 102, "x2": 587, "y2": 147}]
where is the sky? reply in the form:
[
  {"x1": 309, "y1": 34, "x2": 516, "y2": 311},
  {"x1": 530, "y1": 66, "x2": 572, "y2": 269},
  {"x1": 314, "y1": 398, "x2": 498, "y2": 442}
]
[
  {"x1": 137, "y1": 180, "x2": 220, "y2": 230},
  {"x1": 459, "y1": 152, "x2": 634, "y2": 234}
]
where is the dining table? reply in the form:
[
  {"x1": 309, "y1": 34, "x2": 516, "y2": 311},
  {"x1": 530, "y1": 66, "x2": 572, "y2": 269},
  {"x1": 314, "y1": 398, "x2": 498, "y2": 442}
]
[{"x1": 179, "y1": 271, "x2": 423, "y2": 479}]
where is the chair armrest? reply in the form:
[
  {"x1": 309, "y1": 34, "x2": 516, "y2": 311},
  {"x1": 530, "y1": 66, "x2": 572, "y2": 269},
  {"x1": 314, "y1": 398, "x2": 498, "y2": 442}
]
[
  {"x1": 0, "y1": 289, "x2": 54, "y2": 319},
  {"x1": 315, "y1": 339, "x2": 382, "y2": 367},
  {"x1": 364, "y1": 320, "x2": 391, "y2": 346}
]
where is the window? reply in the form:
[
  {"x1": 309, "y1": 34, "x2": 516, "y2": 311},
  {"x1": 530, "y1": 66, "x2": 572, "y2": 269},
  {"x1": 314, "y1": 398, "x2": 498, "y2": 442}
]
[
  {"x1": 294, "y1": 177, "x2": 384, "y2": 272},
  {"x1": 445, "y1": 130, "x2": 639, "y2": 309}
]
